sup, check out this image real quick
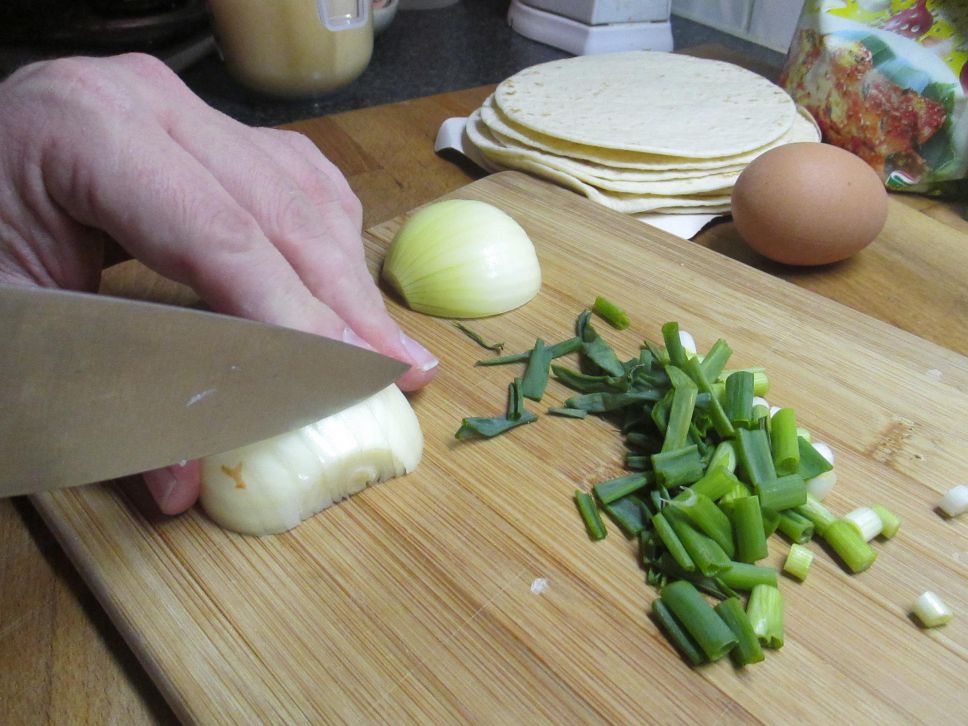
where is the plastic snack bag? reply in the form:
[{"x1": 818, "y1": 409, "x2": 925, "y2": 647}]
[{"x1": 781, "y1": 1, "x2": 967, "y2": 195}]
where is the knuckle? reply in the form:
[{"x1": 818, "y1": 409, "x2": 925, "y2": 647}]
[
  {"x1": 261, "y1": 127, "x2": 319, "y2": 157},
  {"x1": 202, "y1": 206, "x2": 264, "y2": 251},
  {"x1": 113, "y1": 52, "x2": 172, "y2": 80},
  {"x1": 271, "y1": 192, "x2": 326, "y2": 246},
  {"x1": 16, "y1": 56, "x2": 137, "y2": 117}
]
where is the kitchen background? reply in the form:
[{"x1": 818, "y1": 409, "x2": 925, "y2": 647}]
[{"x1": 0, "y1": 1, "x2": 806, "y2": 126}]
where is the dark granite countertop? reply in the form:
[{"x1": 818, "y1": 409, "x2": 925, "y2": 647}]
[{"x1": 1, "y1": 1, "x2": 787, "y2": 127}]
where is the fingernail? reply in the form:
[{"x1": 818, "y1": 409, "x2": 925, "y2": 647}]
[
  {"x1": 342, "y1": 327, "x2": 376, "y2": 351},
  {"x1": 400, "y1": 331, "x2": 439, "y2": 372},
  {"x1": 143, "y1": 468, "x2": 177, "y2": 514}
]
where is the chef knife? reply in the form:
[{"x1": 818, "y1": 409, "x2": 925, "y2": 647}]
[{"x1": 0, "y1": 284, "x2": 409, "y2": 496}]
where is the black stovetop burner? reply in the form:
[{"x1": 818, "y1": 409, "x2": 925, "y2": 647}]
[{"x1": 0, "y1": 0, "x2": 209, "y2": 48}]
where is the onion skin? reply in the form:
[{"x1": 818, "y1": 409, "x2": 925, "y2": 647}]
[{"x1": 381, "y1": 199, "x2": 542, "y2": 318}]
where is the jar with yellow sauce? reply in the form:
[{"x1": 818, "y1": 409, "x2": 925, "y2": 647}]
[{"x1": 206, "y1": 0, "x2": 373, "y2": 97}]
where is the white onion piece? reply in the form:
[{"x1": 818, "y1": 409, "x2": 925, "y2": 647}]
[
  {"x1": 381, "y1": 199, "x2": 541, "y2": 318},
  {"x1": 938, "y1": 485, "x2": 968, "y2": 517},
  {"x1": 200, "y1": 385, "x2": 423, "y2": 535},
  {"x1": 812, "y1": 441, "x2": 835, "y2": 466},
  {"x1": 913, "y1": 591, "x2": 953, "y2": 628},
  {"x1": 805, "y1": 470, "x2": 837, "y2": 501},
  {"x1": 678, "y1": 330, "x2": 696, "y2": 356},
  {"x1": 844, "y1": 506, "x2": 883, "y2": 541}
]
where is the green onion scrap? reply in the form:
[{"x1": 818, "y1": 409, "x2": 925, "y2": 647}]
[
  {"x1": 454, "y1": 322, "x2": 504, "y2": 353},
  {"x1": 592, "y1": 295, "x2": 631, "y2": 330}
]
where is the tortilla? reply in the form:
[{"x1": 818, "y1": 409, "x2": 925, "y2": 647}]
[
  {"x1": 494, "y1": 51, "x2": 795, "y2": 157},
  {"x1": 464, "y1": 136, "x2": 732, "y2": 214},
  {"x1": 467, "y1": 110, "x2": 740, "y2": 195},
  {"x1": 480, "y1": 95, "x2": 819, "y2": 172}
]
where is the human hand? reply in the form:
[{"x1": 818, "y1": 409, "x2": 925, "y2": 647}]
[{"x1": 0, "y1": 53, "x2": 438, "y2": 514}]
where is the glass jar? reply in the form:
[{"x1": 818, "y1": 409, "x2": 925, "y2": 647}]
[{"x1": 207, "y1": 0, "x2": 373, "y2": 97}]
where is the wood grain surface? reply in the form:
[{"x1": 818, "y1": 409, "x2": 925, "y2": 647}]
[
  {"x1": 3, "y1": 49, "x2": 968, "y2": 724},
  {"x1": 25, "y1": 172, "x2": 968, "y2": 724}
]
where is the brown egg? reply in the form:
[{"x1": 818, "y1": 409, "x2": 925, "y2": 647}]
[{"x1": 731, "y1": 142, "x2": 888, "y2": 265}]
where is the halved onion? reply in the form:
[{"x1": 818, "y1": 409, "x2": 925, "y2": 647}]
[{"x1": 382, "y1": 199, "x2": 541, "y2": 318}]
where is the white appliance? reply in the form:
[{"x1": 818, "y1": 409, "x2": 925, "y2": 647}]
[{"x1": 507, "y1": 0, "x2": 673, "y2": 55}]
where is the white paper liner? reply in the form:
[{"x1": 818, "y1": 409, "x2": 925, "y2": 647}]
[{"x1": 434, "y1": 117, "x2": 726, "y2": 240}]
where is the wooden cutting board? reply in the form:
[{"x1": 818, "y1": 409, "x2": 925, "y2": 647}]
[{"x1": 33, "y1": 172, "x2": 968, "y2": 724}]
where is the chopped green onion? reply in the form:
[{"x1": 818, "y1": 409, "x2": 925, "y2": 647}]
[
  {"x1": 797, "y1": 436, "x2": 834, "y2": 480},
  {"x1": 724, "y1": 370, "x2": 755, "y2": 428},
  {"x1": 625, "y1": 453, "x2": 650, "y2": 470},
  {"x1": 665, "y1": 508, "x2": 732, "y2": 577},
  {"x1": 735, "y1": 428, "x2": 777, "y2": 489},
  {"x1": 578, "y1": 313, "x2": 626, "y2": 377},
  {"x1": 761, "y1": 507, "x2": 781, "y2": 537},
  {"x1": 776, "y1": 510, "x2": 815, "y2": 544},
  {"x1": 651, "y1": 512, "x2": 696, "y2": 573},
  {"x1": 822, "y1": 519, "x2": 877, "y2": 573},
  {"x1": 708, "y1": 440, "x2": 737, "y2": 475},
  {"x1": 843, "y1": 506, "x2": 883, "y2": 542},
  {"x1": 746, "y1": 584, "x2": 784, "y2": 649},
  {"x1": 718, "y1": 561, "x2": 778, "y2": 591},
  {"x1": 652, "y1": 598, "x2": 707, "y2": 666},
  {"x1": 770, "y1": 408, "x2": 800, "y2": 476},
  {"x1": 661, "y1": 367, "x2": 698, "y2": 451},
  {"x1": 688, "y1": 465, "x2": 742, "y2": 502},
  {"x1": 550, "y1": 365, "x2": 625, "y2": 394},
  {"x1": 661, "y1": 370, "x2": 698, "y2": 452},
  {"x1": 592, "y1": 295, "x2": 630, "y2": 329},
  {"x1": 507, "y1": 377, "x2": 525, "y2": 421},
  {"x1": 719, "y1": 479, "x2": 752, "y2": 508},
  {"x1": 640, "y1": 527, "x2": 661, "y2": 567},
  {"x1": 714, "y1": 597, "x2": 765, "y2": 666},
  {"x1": 546, "y1": 406, "x2": 588, "y2": 419},
  {"x1": 594, "y1": 472, "x2": 650, "y2": 504},
  {"x1": 564, "y1": 390, "x2": 662, "y2": 413},
  {"x1": 575, "y1": 490, "x2": 607, "y2": 541},
  {"x1": 783, "y1": 543, "x2": 814, "y2": 581},
  {"x1": 683, "y1": 356, "x2": 735, "y2": 438},
  {"x1": 794, "y1": 494, "x2": 837, "y2": 536},
  {"x1": 521, "y1": 338, "x2": 552, "y2": 401},
  {"x1": 912, "y1": 591, "x2": 953, "y2": 628},
  {"x1": 668, "y1": 490, "x2": 735, "y2": 558},
  {"x1": 454, "y1": 410, "x2": 537, "y2": 439},
  {"x1": 651, "y1": 445, "x2": 705, "y2": 488},
  {"x1": 602, "y1": 496, "x2": 648, "y2": 537},
  {"x1": 474, "y1": 336, "x2": 580, "y2": 366},
  {"x1": 730, "y1": 495, "x2": 770, "y2": 563},
  {"x1": 660, "y1": 580, "x2": 738, "y2": 661},
  {"x1": 454, "y1": 322, "x2": 504, "y2": 353},
  {"x1": 698, "y1": 339, "x2": 732, "y2": 383},
  {"x1": 871, "y1": 504, "x2": 901, "y2": 538},
  {"x1": 756, "y1": 474, "x2": 807, "y2": 512},
  {"x1": 721, "y1": 367, "x2": 769, "y2": 396},
  {"x1": 751, "y1": 402, "x2": 771, "y2": 425},
  {"x1": 661, "y1": 321, "x2": 690, "y2": 368},
  {"x1": 652, "y1": 553, "x2": 738, "y2": 601}
]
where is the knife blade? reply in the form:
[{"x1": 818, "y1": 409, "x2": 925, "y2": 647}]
[{"x1": 0, "y1": 284, "x2": 409, "y2": 496}]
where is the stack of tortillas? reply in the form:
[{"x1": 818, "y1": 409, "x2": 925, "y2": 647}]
[{"x1": 464, "y1": 51, "x2": 820, "y2": 218}]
